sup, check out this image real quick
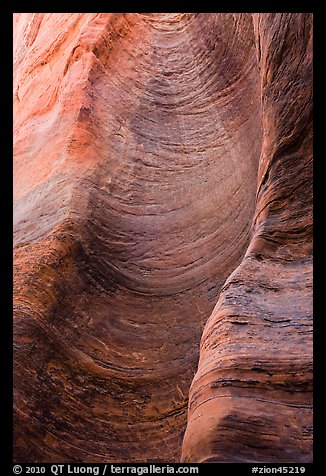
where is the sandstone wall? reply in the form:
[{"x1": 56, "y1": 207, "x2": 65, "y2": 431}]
[{"x1": 13, "y1": 13, "x2": 312, "y2": 463}]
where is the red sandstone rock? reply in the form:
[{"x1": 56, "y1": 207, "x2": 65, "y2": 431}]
[
  {"x1": 182, "y1": 13, "x2": 313, "y2": 463},
  {"x1": 13, "y1": 13, "x2": 312, "y2": 463}
]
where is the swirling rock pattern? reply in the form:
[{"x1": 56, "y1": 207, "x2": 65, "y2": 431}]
[
  {"x1": 13, "y1": 13, "x2": 312, "y2": 463},
  {"x1": 182, "y1": 13, "x2": 313, "y2": 463}
]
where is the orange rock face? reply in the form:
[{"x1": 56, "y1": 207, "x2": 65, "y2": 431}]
[{"x1": 13, "y1": 13, "x2": 312, "y2": 463}]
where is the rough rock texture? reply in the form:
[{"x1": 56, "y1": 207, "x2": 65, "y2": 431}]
[
  {"x1": 13, "y1": 13, "x2": 312, "y2": 463},
  {"x1": 182, "y1": 13, "x2": 313, "y2": 463}
]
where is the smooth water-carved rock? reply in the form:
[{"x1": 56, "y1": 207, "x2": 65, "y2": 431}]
[
  {"x1": 182, "y1": 13, "x2": 313, "y2": 463},
  {"x1": 13, "y1": 13, "x2": 312, "y2": 463}
]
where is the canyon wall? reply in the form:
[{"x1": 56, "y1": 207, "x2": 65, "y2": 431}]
[{"x1": 13, "y1": 13, "x2": 312, "y2": 463}]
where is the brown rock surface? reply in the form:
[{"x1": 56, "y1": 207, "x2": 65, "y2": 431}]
[
  {"x1": 182, "y1": 13, "x2": 313, "y2": 463},
  {"x1": 13, "y1": 13, "x2": 312, "y2": 463}
]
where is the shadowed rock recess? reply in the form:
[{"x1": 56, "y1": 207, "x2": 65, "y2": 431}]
[{"x1": 13, "y1": 13, "x2": 312, "y2": 463}]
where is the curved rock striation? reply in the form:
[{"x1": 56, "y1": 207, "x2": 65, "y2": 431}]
[
  {"x1": 13, "y1": 13, "x2": 312, "y2": 463},
  {"x1": 182, "y1": 13, "x2": 313, "y2": 463}
]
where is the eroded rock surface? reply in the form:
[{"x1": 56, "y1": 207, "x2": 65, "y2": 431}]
[
  {"x1": 13, "y1": 13, "x2": 312, "y2": 463},
  {"x1": 182, "y1": 13, "x2": 313, "y2": 463}
]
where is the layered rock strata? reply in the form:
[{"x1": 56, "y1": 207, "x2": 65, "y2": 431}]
[
  {"x1": 13, "y1": 13, "x2": 312, "y2": 463},
  {"x1": 182, "y1": 13, "x2": 313, "y2": 463}
]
